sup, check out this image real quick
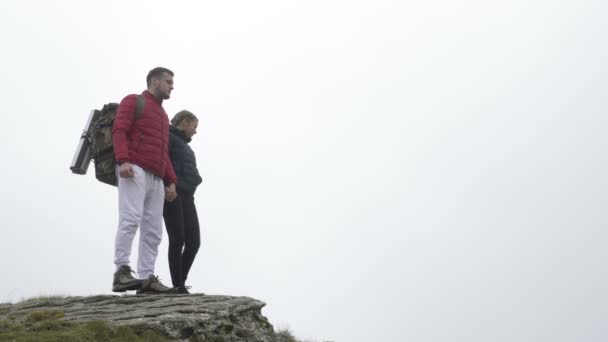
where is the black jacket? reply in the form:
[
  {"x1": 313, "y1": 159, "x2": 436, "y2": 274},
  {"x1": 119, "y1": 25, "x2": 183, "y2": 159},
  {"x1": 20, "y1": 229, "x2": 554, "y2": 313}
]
[{"x1": 168, "y1": 126, "x2": 202, "y2": 195}]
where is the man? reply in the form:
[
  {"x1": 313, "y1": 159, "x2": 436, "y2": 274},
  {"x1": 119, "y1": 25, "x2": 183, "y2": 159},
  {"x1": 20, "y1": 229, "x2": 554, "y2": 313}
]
[{"x1": 111, "y1": 67, "x2": 178, "y2": 294}]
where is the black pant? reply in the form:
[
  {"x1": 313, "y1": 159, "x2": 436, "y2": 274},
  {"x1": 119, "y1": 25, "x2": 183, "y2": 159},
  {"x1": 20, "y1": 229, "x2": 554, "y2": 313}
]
[{"x1": 163, "y1": 191, "x2": 200, "y2": 288}]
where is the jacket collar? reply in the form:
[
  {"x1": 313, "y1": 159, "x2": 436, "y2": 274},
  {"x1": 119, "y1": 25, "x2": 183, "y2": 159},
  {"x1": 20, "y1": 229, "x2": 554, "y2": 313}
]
[{"x1": 142, "y1": 90, "x2": 163, "y2": 105}]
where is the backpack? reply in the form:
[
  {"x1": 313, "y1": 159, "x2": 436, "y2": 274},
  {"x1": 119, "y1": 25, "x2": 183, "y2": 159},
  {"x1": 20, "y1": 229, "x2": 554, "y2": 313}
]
[{"x1": 89, "y1": 95, "x2": 145, "y2": 186}]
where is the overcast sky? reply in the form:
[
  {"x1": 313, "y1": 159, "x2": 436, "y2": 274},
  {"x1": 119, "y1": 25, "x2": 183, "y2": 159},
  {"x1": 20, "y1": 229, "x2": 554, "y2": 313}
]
[{"x1": 1, "y1": 1, "x2": 607, "y2": 341}]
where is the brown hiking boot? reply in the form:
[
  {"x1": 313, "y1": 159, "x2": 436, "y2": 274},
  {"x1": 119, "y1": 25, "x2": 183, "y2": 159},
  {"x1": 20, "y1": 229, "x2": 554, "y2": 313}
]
[
  {"x1": 136, "y1": 275, "x2": 176, "y2": 294},
  {"x1": 112, "y1": 265, "x2": 143, "y2": 292}
]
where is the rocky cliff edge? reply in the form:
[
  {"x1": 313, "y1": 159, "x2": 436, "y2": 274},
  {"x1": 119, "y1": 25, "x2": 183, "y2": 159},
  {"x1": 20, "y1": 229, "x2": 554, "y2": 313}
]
[{"x1": 0, "y1": 293, "x2": 281, "y2": 341}]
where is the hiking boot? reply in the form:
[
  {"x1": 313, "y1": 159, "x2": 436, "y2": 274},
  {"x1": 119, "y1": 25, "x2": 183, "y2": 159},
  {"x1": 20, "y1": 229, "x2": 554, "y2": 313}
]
[
  {"x1": 176, "y1": 285, "x2": 191, "y2": 294},
  {"x1": 112, "y1": 265, "x2": 143, "y2": 292},
  {"x1": 136, "y1": 275, "x2": 176, "y2": 294}
]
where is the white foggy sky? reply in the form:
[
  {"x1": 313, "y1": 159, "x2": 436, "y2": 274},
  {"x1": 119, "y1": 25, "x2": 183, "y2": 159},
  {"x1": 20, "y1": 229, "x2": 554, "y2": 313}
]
[{"x1": 1, "y1": 1, "x2": 607, "y2": 341}]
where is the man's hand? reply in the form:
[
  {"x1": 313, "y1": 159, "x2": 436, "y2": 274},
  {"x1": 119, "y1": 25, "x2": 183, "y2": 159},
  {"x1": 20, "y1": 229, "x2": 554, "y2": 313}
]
[
  {"x1": 118, "y1": 162, "x2": 134, "y2": 178},
  {"x1": 165, "y1": 183, "x2": 177, "y2": 202}
]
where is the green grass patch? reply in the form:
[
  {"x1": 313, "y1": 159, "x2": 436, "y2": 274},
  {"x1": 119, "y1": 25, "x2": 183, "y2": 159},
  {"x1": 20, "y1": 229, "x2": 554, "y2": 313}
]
[
  {"x1": 26, "y1": 310, "x2": 65, "y2": 322},
  {"x1": 0, "y1": 309, "x2": 169, "y2": 341},
  {"x1": 19, "y1": 296, "x2": 68, "y2": 304}
]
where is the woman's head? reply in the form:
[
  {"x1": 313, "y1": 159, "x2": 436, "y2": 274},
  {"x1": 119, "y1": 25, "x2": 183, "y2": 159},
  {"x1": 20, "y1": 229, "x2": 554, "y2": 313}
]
[{"x1": 171, "y1": 110, "x2": 198, "y2": 139}]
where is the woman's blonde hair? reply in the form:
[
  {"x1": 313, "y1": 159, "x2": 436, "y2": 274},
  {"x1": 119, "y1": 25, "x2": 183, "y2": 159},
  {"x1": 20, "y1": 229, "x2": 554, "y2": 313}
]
[{"x1": 171, "y1": 110, "x2": 198, "y2": 127}]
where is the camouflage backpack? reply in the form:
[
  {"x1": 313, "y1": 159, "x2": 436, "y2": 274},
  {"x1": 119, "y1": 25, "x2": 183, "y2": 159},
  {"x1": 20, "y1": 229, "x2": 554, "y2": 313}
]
[{"x1": 90, "y1": 95, "x2": 145, "y2": 186}]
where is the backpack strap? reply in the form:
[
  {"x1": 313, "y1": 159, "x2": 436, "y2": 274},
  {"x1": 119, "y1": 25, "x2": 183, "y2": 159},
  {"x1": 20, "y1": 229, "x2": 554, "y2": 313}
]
[{"x1": 135, "y1": 94, "x2": 145, "y2": 119}]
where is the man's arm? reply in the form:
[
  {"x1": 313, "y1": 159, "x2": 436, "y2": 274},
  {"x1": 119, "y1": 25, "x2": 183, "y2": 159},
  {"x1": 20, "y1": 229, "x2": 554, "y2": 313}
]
[
  {"x1": 163, "y1": 127, "x2": 178, "y2": 201},
  {"x1": 112, "y1": 95, "x2": 138, "y2": 164},
  {"x1": 164, "y1": 152, "x2": 178, "y2": 201}
]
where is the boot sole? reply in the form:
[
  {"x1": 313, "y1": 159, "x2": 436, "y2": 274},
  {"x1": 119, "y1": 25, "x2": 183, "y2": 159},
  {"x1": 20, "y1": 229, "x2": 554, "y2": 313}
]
[
  {"x1": 136, "y1": 289, "x2": 177, "y2": 295},
  {"x1": 112, "y1": 280, "x2": 143, "y2": 292}
]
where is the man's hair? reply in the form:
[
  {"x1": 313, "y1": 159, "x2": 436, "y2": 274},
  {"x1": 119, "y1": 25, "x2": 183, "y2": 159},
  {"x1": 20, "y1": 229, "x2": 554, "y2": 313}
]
[
  {"x1": 146, "y1": 67, "x2": 174, "y2": 87},
  {"x1": 171, "y1": 110, "x2": 198, "y2": 127}
]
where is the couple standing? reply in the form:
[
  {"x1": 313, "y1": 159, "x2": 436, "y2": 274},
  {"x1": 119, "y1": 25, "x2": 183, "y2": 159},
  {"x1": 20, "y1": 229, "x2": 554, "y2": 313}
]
[{"x1": 111, "y1": 67, "x2": 202, "y2": 294}]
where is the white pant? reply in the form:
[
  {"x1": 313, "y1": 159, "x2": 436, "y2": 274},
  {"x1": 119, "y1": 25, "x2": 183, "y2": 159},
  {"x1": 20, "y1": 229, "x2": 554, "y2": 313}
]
[{"x1": 114, "y1": 164, "x2": 165, "y2": 279}]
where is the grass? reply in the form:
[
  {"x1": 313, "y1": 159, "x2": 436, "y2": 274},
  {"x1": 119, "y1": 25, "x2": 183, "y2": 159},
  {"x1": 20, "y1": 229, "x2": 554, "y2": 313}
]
[
  {"x1": 0, "y1": 309, "x2": 170, "y2": 341},
  {"x1": 18, "y1": 295, "x2": 69, "y2": 304},
  {"x1": 276, "y1": 327, "x2": 326, "y2": 342},
  {"x1": 276, "y1": 328, "x2": 300, "y2": 342}
]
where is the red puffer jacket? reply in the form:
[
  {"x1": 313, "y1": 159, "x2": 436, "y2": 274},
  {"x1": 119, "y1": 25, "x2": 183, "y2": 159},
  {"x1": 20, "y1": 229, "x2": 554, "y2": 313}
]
[{"x1": 112, "y1": 90, "x2": 177, "y2": 185}]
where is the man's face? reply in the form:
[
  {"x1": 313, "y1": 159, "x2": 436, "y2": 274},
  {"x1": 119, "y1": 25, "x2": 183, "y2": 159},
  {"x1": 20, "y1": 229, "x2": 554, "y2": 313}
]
[{"x1": 152, "y1": 72, "x2": 174, "y2": 100}]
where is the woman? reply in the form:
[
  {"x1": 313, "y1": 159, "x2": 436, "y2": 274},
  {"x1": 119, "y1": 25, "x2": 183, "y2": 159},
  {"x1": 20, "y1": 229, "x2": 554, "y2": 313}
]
[{"x1": 164, "y1": 110, "x2": 203, "y2": 294}]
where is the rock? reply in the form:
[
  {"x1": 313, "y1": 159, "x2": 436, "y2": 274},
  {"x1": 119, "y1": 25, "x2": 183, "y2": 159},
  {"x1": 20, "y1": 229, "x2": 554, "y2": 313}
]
[{"x1": 0, "y1": 294, "x2": 279, "y2": 341}]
